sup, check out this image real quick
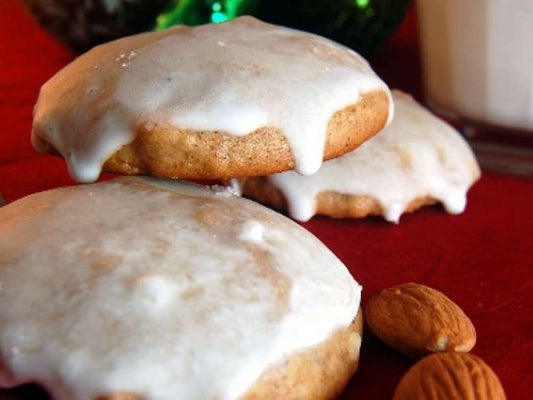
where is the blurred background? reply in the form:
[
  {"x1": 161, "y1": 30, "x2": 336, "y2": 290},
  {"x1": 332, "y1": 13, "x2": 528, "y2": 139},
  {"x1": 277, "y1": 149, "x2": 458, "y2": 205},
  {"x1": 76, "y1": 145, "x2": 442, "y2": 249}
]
[{"x1": 21, "y1": 0, "x2": 411, "y2": 55}]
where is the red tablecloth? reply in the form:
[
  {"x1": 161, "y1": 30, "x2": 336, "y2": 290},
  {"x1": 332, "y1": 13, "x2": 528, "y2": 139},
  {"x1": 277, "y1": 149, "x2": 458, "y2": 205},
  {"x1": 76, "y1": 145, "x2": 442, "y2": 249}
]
[{"x1": 1, "y1": 1, "x2": 532, "y2": 399}]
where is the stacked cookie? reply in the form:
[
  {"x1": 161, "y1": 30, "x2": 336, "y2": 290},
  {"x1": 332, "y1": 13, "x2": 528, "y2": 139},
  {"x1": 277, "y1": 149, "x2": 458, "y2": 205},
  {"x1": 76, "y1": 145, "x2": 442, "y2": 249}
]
[
  {"x1": 1, "y1": 17, "x2": 395, "y2": 400},
  {"x1": 31, "y1": 16, "x2": 391, "y2": 182},
  {"x1": 242, "y1": 90, "x2": 480, "y2": 223}
]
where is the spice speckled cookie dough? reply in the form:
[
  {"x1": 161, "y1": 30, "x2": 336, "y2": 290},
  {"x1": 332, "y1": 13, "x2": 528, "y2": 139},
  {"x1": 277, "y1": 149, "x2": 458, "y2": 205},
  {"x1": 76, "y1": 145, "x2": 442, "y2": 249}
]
[
  {"x1": 31, "y1": 16, "x2": 392, "y2": 183},
  {"x1": 241, "y1": 90, "x2": 480, "y2": 223},
  {"x1": 0, "y1": 177, "x2": 363, "y2": 400}
]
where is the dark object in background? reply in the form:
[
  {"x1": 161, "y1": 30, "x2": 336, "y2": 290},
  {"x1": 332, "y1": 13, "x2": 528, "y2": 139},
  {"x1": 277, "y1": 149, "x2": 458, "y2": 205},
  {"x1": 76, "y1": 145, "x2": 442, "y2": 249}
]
[
  {"x1": 260, "y1": 0, "x2": 411, "y2": 55},
  {"x1": 22, "y1": 0, "x2": 170, "y2": 52},
  {"x1": 156, "y1": 0, "x2": 411, "y2": 56},
  {"x1": 23, "y1": 0, "x2": 410, "y2": 55}
]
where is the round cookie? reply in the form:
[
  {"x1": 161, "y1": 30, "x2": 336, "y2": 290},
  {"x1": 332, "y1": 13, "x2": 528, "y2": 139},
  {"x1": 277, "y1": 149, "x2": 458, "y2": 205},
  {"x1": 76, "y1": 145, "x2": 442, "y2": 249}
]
[
  {"x1": 0, "y1": 177, "x2": 362, "y2": 400},
  {"x1": 31, "y1": 16, "x2": 392, "y2": 183},
  {"x1": 241, "y1": 90, "x2": 481, "y2": 223}
]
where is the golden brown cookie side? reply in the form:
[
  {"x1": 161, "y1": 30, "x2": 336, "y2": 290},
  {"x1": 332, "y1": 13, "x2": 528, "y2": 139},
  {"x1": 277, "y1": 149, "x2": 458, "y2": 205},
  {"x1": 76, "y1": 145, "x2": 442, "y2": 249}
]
[
  {"x1": 242, "y1": 177, "x2": 437, "y2": 220},
  {"x1": 241, "y1": 308, "x2": 363, "y2": 400},
  {"x1": 322, "y1": 90, "x2": 390, "y2": 162},
  {"x1": 92, "y1": 310, "x2": 363, "y2": 400},
  {"x1": 103, "y1": 125, "x2": 293, "y2": 179},
  {"x1": 102, "y1": 90, "x2": 390, "y2": 179},
  {"x1": 0, "y1": 312, "x2": 362, "y2": 400},
  {"x1": 315, "y1": 192, "x2": 437, "y2": 219},
  {"x1": 239, "y1": 179, "x2": 385, "y2": 219},
  {"x1": 241, "y1": 176, "x2": 289, "y2": 210}
]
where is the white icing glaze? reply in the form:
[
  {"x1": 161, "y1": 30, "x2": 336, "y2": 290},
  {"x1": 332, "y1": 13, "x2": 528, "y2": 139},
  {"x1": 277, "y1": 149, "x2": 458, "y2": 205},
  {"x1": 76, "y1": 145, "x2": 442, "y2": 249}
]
[
  {"x1": 0, "y1": 177, "x2": 360, "y2": 400},
  {"x1": 238, "y1": 220, "x2": 265, "y2": 244},
  {"x1": 31, "y1": 16, "x2": 391, "y2": 183},
  {"x1": 266, "y1": 90, "x2": 481, "y2": 222}
]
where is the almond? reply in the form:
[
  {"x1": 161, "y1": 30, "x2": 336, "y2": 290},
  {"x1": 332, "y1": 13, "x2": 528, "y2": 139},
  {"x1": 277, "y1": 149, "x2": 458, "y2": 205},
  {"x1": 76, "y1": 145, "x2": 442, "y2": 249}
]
[
  {"x1": 393, "y1": 352, "x2": 506, "y2": 400},
  {"x1": 365, "y1": 283, "x2": 476, "y2": 357}
]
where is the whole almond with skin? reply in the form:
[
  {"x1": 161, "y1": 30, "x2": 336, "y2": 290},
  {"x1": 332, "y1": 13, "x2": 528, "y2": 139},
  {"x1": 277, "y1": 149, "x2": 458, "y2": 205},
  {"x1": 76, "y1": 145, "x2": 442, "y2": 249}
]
[
  {"x1": 394, "y1": 352, "x2": 506, "y2": 400},
  {"x1": 365, "y1": 283, "x2": 476, "y2": 357}
]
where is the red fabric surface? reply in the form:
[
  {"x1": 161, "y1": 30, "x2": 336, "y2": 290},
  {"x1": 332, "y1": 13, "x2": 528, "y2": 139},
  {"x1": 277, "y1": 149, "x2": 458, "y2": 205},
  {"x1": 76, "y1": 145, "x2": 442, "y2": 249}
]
[{"x1": 1, "y1": 1, "x2": 532, "y2": 399}]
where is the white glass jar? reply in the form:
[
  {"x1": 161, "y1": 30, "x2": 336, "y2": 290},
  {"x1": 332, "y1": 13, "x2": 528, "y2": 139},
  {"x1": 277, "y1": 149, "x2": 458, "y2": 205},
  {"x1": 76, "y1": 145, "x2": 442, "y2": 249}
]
[{"x1": 416, "y1": 0, "x2": 533, "y2": 175}]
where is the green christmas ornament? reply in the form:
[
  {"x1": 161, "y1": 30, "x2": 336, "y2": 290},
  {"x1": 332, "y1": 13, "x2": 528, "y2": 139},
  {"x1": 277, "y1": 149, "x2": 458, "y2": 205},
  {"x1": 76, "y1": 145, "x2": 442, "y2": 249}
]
[
  {"x1": 156, "y1": 0, "x2": 260, "y2": 28},
  {"x1": 156, "y1": 0, "x2": 411, "y2": 55}
]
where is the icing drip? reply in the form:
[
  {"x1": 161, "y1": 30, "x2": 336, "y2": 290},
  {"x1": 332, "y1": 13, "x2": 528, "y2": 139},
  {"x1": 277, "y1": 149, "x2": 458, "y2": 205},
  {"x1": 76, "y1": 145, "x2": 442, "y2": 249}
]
[
  {"x1": 0, "y1": 177, "x2": 360, "y2": 400},
  {"x1": 32, "y1": 17, "x2": 391, "y2": 182},
  {"x1": 267, "y1": 90, "x2": 481, "y2": 222}
]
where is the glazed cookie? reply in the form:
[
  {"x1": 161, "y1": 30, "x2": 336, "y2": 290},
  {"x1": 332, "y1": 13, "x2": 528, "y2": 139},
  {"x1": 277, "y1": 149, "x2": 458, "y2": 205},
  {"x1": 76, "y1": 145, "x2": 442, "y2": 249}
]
[
  {"x1": 0, "y1": 177, "x2": 362, "y2": 400},
  {"x1": 241, "y1": 90, "x2": 481, "y2": 222},
  {"x1": 31, "y1": 16, "x2": 392, "y2": 183}
]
